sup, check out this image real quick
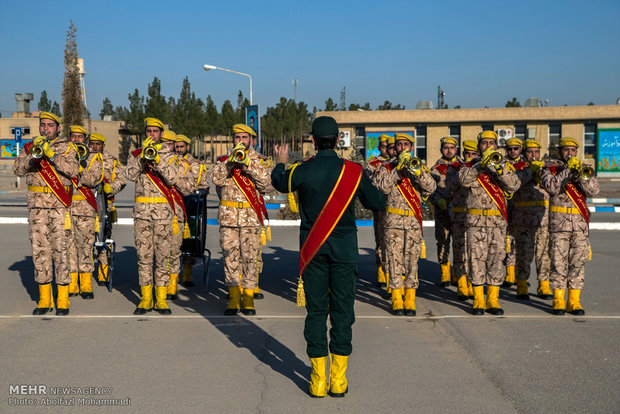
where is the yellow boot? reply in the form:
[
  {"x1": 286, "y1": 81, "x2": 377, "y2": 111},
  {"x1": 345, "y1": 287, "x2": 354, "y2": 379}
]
[
  {"x1": 385, "y1": 273, "x2": 391, "y2": 293},
  {"x1": 467, "y1": 278, "x2": 474, "y2": 298},
  {"x1": 254, "y1": 275, "x2": 264, "y2": 299},
  {"x1": 79, "y1": 272, "x2": 94, "y2": 299},
  {"x1": 181, "y1": 262, "x2": 194, "y2": 287},
  {"x1": 552, "y1": 289, "x2": 566, "y2": 315},
  {"x1": 516, "y1": 279, "x2": 529, "y2": 300},
  {"x1": 308, "y1": 357, "x2": 327, "y2": 398},
  {"x1": 486, "y1": 285, "x2": 504, "y2": 315},
  {"x1": 503, "y1": 265, "x2": 516, "y2": 287},
  {"x1": 33, "y1": 283, "x2": 54, "y2": 315},
  {"x1": 56, "y1": 285, "x2": 70, "y2": 316},
  {"x1": 69, "y1": 272, "x2": 79, "y2": 297},
  {"x1": 404, "y1": 288, "x2": 416, "y2": 316},
  {"x1": 97, "y1": 264, "x2": 109, "y2": 286},
  {"x1": 328, "y1": 354, "x2": 349, "y2": 397},
  {"x1": 241, "y1": 288, "x2": 256, "y2": 316},
  {"x1": 472, "y1": 285, "x2": 485, "y2": 315},
  {"x1": 439, "y1": 262, "x2": 451, "y2": 287},
  {"x1": 449, "y1": 262, "x2": 457, "y2": 285},
  {"x1": 537, "y1": 280, "x2": 553, "y2": 300},
  {"x1": 566, "y1": 289, "x2": 585, "y2": 315},
  {"x1": 134, "y1": 285, "x2": 153, "y2": 315},
  {"x1": 456, "y1": 275, "x2": 469, "y2": 301},
  {"x1": 225, "y1": 286, "x2": 241, "y2": 315},
  {"x1": 377, "y1": 266, "x2": 386, "y2": 286},
  {"x1": 391, "y1": 287, "x2": 404, "y2": 316},
  {"x1": 154, "y1": 286, "x2": 171, "y2": 315},
  {"x1": 167, "y1": 273, "x2": 179, "y2": 300}
]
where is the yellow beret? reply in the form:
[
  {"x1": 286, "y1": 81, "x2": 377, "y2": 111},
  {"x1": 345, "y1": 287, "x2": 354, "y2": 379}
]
[
  {"x1": 506, "y1": 138, "x2": 523, "y2": 147},
  {"x1": 462, "y1": 140, "x2": 478, "y2": 151},
  {"x1": 559, "y1": 137, "x2": 579, "y2": 148},
  {"x1": 394, "y1": 133, "x2": 414, "y2": 143},
  {"x1": 378, "y1": 134, "x2": 391, "y2": 143},
  {"x1": 161, "y1": 130, "x2": 177, "y2": 142},
  {"x1": 89, "y1": 133, "x2": 106, "y2": 142},
  {"x1": 232, "y1": 123, "x2": 257, "y2": 137},
  {"x1": 144, "y1": 117, "x2": 164, "y2": 130},
  {"x1": 70, "y1": 125, "x2": 87, "y2": 135},
  {"x1": 176, "y1": 134, "x2": 190, "y2": 144},
  {"x1": 40, "y1": 111, "x2": 61, "y2": 125},
  {"x1": 441, "y1": 136, "x2": 458, "y2": 147},
  {"x1": 524, "y1": 139, "x2": 541, "y2": 149},
  {"x1": 478, "y1": 131, "x2": 498, "y2": 142},
  {"x1": 387, "y1": 136, "x2": 395, "y2": 145}
]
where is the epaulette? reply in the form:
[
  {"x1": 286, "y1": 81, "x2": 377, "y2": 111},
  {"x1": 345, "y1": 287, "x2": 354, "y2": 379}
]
[
  {"x1": 217, "y1": 155, "x2": 229, "y2": 163},
  {"x1": 259, "y1": 156, "x2": 273, "y2": 167}
]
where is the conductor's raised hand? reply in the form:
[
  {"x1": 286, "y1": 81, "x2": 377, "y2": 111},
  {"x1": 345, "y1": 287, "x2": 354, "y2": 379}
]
[{"x1": 275, "y1": 144, "x2": 289, "y2": 165}]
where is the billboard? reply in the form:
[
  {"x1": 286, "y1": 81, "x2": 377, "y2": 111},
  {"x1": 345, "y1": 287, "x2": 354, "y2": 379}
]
[
  {"x1": 1, "y1": 139, "x2": 32, "y2": 159},
  {"x1": 245, "y1": 105, "x2": 260, "y2": 150},
  {"x1": 365, "y1": 131, "x2": 415, "y2": 160},
  {"x1": 597, "y1": 129, "x2": 620, "y2": 176}
]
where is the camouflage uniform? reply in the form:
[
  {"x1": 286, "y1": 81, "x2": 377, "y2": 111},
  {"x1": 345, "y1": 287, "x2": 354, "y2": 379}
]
[
  {"x1": 503, "y1": 155, "x2": 523, "y2": 271},
  {"x1": 13, "y1": 137, "x2": 79, "y2": 285},
  {"x1": 541, "y1": 162, "x2": 600, "y2": 290},
  {"x1": 458, "y1": 161, "x2": 520, "y2": 286},
  {"x1": 445, "y1": 163, "x2": 469, "y2": 284},
  {"x1": 126, "y1": 145, "x2": 179, "y2": 287},
  {"x1": 365, "y1": 155, "x2": 389, "y2": 275},
  {"x1": 375, "y1": 161, "x2": 436, "y2": 290},
  {"x1": 212, "y1": 147, "x2": 273, "y2": 290}
]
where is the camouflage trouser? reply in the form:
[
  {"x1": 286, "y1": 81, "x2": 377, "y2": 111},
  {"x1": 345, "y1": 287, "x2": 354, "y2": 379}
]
[
  {"x1": 503, "y1": 225, "x2": 516, "y2": 267},
  {"x1": 451, "y1": 220, "x2": 468, "y2": 278},
  {"x1": 69, "y1": 214, "x2": 95, "y2": 274},
  {"x1": 28, "y1": 207, "x2": 71, "y2": 285},
  {"x1": 256, "y1": 244, "x2": 264, "y2": 274},
  {"x1": 435, "y1": 211, "x2": 451, "y2": 264},
  {"x1": 385, "y1": 227, "x2": 422, "y2": 290},
  {"x1": 549, "y1": 230, "x2": 588, "y2": 290},
  {"x1": 373, "y1": 210, "x2": 387, "y2": 267},
  {"x1": 467, "y1": 226, "x2": 506, "y2": 286},
  {"x1": 134, "y1": 218, "x2": 172, "y2": 287},
  {"x1": 515, "y1": 225, "x2": 550, "y2": 282},
  {"x1": 169, "y1": 216, "x2": 184, "y2": 275},
  {"x1": 220, "y1": 226, "x2": 261, "y2": 289}
]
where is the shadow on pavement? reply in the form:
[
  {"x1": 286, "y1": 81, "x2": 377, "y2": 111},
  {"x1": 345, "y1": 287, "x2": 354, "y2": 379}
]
[{"x1": 9, "y1": 255, "x2": 37, "y2": 302}]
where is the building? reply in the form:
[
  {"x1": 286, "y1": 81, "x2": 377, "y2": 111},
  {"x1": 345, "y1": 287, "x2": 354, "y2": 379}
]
[{"x1": 318, "y1": 105, "x2": 620, "y2": 176}]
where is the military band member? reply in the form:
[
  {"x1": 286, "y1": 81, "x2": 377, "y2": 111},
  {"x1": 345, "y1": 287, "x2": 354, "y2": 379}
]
[
  {"x1": 430, "y1": 136, "x2": 462, "y2": 287},
  {"x1": 458, "y1": 131, "x2": 520, "y2": 315},
  {"x1": 126, "y1": 118, "x2": 179, "y2": 315},
  {"x1": 212, "y1": 124, "x2": 272, "y2": 315},
  {"x1": 375, "y1": 133, "x2": 436, "y2": 316},
  {"x1": 511, "y1": 140, "x2": 553, "y2": 300},
  {"x1": 88, "y1": 133, "x2": 126, "y2": 286},
  {"x1": 502, "y1": 137, "x2": 524, "y2": 287},
  {"x1": 365, "y1": 134, "x2": 391, "y2": 286},
  {"x1": 386, "y1": 136, "x2": 396, "y2": 159},
  {"x1": 271, "y1": 116, "x2": 385, "y2": 398},
  {"x1": 13, "y1": 112, "x2": 79, "y2": 315},
  {"x1": 445, "y1": 140, "x2": 478, "y2": 300},
  {"x1": 541, "y1": 137, "x2": 599, "y2": 315},
  {"x1": 67, "y1": 126, "x2": 104, "y2": 299}
]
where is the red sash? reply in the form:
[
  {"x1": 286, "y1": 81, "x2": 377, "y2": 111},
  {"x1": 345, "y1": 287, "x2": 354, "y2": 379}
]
[
  {"x1": 299, "y1": 160, "x2": 362, "y2": 275},
  {"x1": 132, "y1": 148, "x2": 176, "y2": 214},
  {"x1": 385, "y1": 161, "x2": 425, "y2": 234},
  {"x1": 24, "y1": 141, "x2": 72, "y2": 207},
  {"x1": 477, "y1": 172, "x2": 508, "y2": 222},
  {"x1": 71, "y1": 177, "x2": 98, "y2": 213},
  {"x1": 170, "y1": 187, "x2": 188, "y2": 220},
  {"x1": 548, "y1": 165, "x2": 589, "y2": 224},
  {"x1": 513, "y1": 161, "x2": 530, "y2": 171},
  {"x1": 219, "y1": 155, "x2": 266, "y2": 226}
]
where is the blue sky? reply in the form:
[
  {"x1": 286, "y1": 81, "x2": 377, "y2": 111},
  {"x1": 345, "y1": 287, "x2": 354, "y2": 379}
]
[{"x1": 1, "y1": 0, "x2": 619, "y2": 118}]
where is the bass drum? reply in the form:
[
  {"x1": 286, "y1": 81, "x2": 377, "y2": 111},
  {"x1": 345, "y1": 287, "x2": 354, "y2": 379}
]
[{"x1": 181, "y1": 189, "x2": 208, "y2": 258}]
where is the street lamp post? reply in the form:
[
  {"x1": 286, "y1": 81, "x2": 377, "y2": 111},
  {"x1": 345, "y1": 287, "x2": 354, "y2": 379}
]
[{"x1": 203, "y1": 64, "x2": 253, "y2": 105}]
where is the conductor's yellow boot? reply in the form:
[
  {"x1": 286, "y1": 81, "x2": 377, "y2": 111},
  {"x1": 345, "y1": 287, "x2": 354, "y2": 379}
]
[
  {"x1": 308, "y1": 357, "x2": 327, "y2": 398},
  {"x1": 328, "y1": 354, "x2": 349, "y2": 397}
]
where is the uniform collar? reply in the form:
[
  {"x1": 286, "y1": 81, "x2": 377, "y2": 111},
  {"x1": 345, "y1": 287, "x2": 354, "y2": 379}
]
[{"x1": 316, "y1": 150, "x2": 338, "y2": 158}]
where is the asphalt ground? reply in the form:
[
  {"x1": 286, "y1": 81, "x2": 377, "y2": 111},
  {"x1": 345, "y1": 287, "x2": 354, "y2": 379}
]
[{"x1": 1, "y1": 208, "x2": 619, "y2": 413}]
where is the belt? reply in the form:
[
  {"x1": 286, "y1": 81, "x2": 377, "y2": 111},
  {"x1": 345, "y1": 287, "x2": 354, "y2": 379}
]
[
  {"x1": 452, "y1": 206, "x2": 466, "y2": 213},
  {"x1": 28, "y1": 185, "x2": 71, "y2": 193},
  {"x1": 467, "y1": 208, "x2": 501, "y2": 216},
  {"x1": 135, "y1": 197, "x2": 168, "y2": 203},
  {"x1": 550, "y1": 206, "x2": 580, "y2": 214},
  {"x1": 221, "y1": 200, "x2": 250, "y2": 208},
  {"x1": 516, "y1": 200, "x2": 549, "y2": 207},
  {"x1": 386, "y1": 206, "x2": 415, "y2": 216},
  {"x1": 72, "y1": 194, "x2": 86, "y2": 201}
]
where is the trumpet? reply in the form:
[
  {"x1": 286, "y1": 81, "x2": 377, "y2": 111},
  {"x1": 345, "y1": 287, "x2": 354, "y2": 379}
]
[
  {"x1": 401, "y1": 156, "x2": 422, "y2": 172},
  {"x1": 489, "y1": 152, "x2": 504, "y2": 166},
  {"x1": 232, "y1": 147, "x2": 248, "y2": 164},
  {"x1": 142, "y1": 143, "x2": 158, "y2": 161},
  {"x1": 567, "y1": 156, "x2": 594, "y2": 180},
  {"x1": 75, "y1": 143, "x2": 90, "y2": 162},
  {"x1": 31, "y1": 137, "x2": 48, "y2": 159}
]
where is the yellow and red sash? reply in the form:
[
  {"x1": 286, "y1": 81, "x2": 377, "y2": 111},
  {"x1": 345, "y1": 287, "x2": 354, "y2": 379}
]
[
  {"x1": 132, "y1": 148, "x2": 176, "y2": 214},
  {"x1": 299, "y1": 160, "x2": 362, "y2": 275},
  {"x1": 548, "y1": 165, "x2": 589, "y2": 224},
  {"x1": 71, "y1": 177, "x2": 98, "y2": 213},
  {"x1": 170, "y1": 186, "x2": 188, "y2": 221},
  {"x1": 24, "y1": 141, "x2": 72, "y2": 207},
  {"x1": 219, "y1": 155, "x2": 266, "y2": 226},
  {"x1": 477, "y1": 172, "x2": 508, "y2": 222},
  {"x1": 385, "y1": 161, "x2": 425, "y2": 234}
]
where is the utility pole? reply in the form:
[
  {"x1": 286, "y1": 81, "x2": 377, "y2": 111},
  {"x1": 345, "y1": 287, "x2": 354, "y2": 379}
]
[
  {"x1": 340, "y1": 86, "x2": 346, "y2": 111},
  {"x1": 292, "y1": 79, "x2": 298, "y2": 101},
  {"x1": 437, "y1": 85, "x2": 445, "y2": 109}
]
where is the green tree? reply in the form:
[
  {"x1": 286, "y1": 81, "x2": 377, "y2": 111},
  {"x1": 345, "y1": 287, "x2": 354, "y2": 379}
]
[
  {"x1": 38, "y1": 90, "x2": 51, "y2": 112},
  {"x1": 120, "y1": 89, "x2": 145, "y2": 135},
  {"x1": 324, "y1": 98, "x2": 338, "y2": 111},
  {"x1": 220, "y1": 100, "x2": 236, "y2": 134},
  {"x1": 61, "y1": 20, "x2": 84, "y2": 133},
  {"x1": 204, "y1": 95, "x2": 221, "y2": 135},
  {"x1": 348, "y1": 102, "x2": 371, "y2": 111},
  {"x1": 235, "y1": 90, "x2": 251, "y2": 124},
  {"x1": 505, "y1": 97, "x2": 521, "y2": 107},
  {"x1": 51, "y1": 101, "x2": 62, "y2": 117},
  {"x1": 100, "y1": 97, "x2": 115, "y2": 120},
  {"x1": 145, "y1": 77, "x2": 168, "y2": 121}
]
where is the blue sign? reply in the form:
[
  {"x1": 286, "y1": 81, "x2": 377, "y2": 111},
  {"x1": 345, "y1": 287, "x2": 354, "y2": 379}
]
[
  {"x1": 14, "y1": 127, "x2": 22, "y2": 143},
  {"x1": 597, "y1": 129, "x2": 620, "y2": 176}
]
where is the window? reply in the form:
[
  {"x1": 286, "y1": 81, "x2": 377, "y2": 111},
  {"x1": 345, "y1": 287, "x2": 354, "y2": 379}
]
[
  {"x1": 415, "y1": 125, "x2": 426, "y2": 161},
  {"x1": 514, "y1": 124, "x2": 527, "y2": 139},
  {"x1": 481, "y1": 124, "x2": 494, "y2": 131},
  {"x1": 449, "y1": 125, "x2": 461, "y2": 144},
  {"x1": 548, "y1": 124, "x2": 561, "y2": 159},
  {"x1": 584, "y1": 123, "x2": 596, "y2": 159}
]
